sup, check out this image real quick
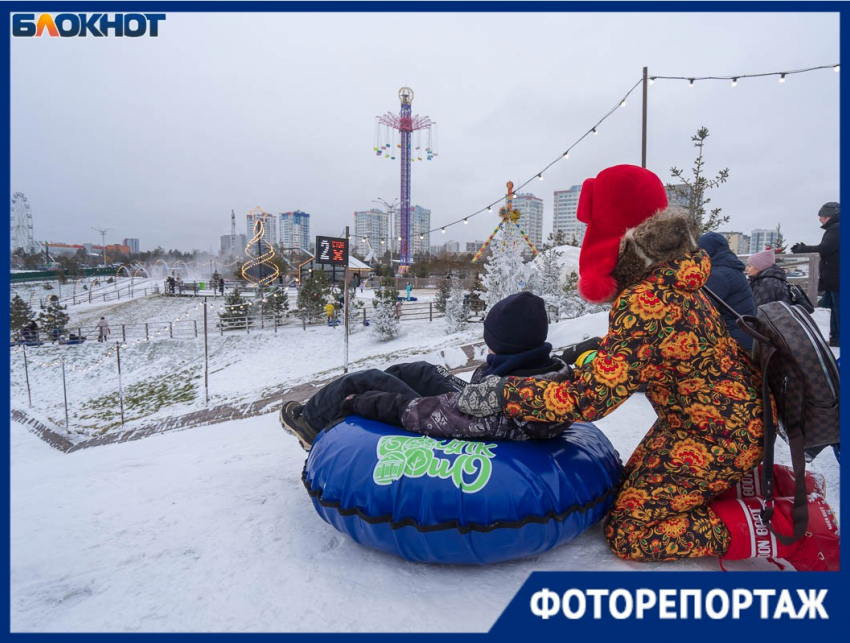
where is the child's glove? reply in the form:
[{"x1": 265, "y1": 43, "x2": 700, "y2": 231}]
[{"x1": 456, "y1": 376, "x2": 507, "y2": 417}]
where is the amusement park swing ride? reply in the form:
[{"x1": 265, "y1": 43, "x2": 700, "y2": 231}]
[{"x1": 374, "y1": 87, "x2": 438, "y2": 274}]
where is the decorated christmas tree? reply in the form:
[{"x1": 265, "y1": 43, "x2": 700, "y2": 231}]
[
  {"x1": 38, "y1": 295, "x2": 69, "y2": 333},
  {"x1": 371, "y1": 277, "x2": 400, "y2": 341},
  {"x1": 481, "y1": 218, "x2": 534, "y2": 309},
  {"x1": 297, "y1": 270, "x2": 331, "y2": 323},
  {"x1": 266, "y1": 286, "x2": 290, "y2": 322},
  {"x1": 218, "y1": 287, "x2": 250, "y2": 330},
  {"x1": 475, "y1": 181, "x2": 536, "y2": 309}
]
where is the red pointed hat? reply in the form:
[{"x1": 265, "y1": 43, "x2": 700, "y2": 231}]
[{"x1": 576, "y1": 164, "x2": 669, "y2": 303}]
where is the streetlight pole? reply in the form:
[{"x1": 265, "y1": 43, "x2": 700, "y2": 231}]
[
  {"x1": 373, "y1": 197, "x2": 399, "y2": 275},
  {"x1": 91, "y1": 226, "x2": 112, "y2": 267}
]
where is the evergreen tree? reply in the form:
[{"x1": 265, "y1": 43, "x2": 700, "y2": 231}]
[
  {"x1": 297, "y1": 270, "x2": 331, "y2": 323},
  {"x1": 668, "y1": 126, "x2": 731, "y2": 233},
  {"x1": 371, "y1": 277, "x2": 400, "y2": 341},
  {"x1": 266, "y1": 286, "x2": 290, "y2": 322},
  {"x1": 468, "y1": 272, "x2": 486, "y2": 316},
  {"x1": 559, "y1": 271, "x2": 609, "y2": 319},
  {"x1": 10, "y1": 294, "x2": 34, "y2": 333},
  {"x1": 772, "y1": 223, "x2": 787, "y2": 254},
  {"x1": 37, "y1": 295, "x2": 69, "y2": 332},
  {"x1": 434, "y1": 277, "x2": 452, "y2": 314},
  {"x1": 534, "y1": 245, "x2": 564, "y2": 321},
  {"x1": 481, "y1": 219, "x2": 534, "y2": 309},
  {"x1": 544, "y1": 229, "x2": 568, "y2": 250},
  {"x1": 444, "y1": 285, "x2": 469, "y2": 333},
  {"x1": 218, "y1": 287, "x2": 250, "y2": 330}
]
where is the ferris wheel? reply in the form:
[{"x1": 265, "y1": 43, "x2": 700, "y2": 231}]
[{"x1": 10, "y1": 192, "x2": 36, "y2": 253}]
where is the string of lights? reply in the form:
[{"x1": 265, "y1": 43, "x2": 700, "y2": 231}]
[
  {"x1": 650, "y1": 63, "x2": 838, "y2": 86},
  {"x1": 421, "y1": 62, "x2": 838, "y2": 238},
  {"x1": 420, "y1": 77, "x2": 643, "y2": 238}
]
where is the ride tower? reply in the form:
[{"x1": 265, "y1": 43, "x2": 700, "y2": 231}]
[{"x1": 375, "y1": 88, "x2": 437, "y2": 273}]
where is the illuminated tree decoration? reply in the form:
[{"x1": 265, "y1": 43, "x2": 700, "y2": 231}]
[{"x1": 241, "y1": 207, "x2": 280, "y2": 286}]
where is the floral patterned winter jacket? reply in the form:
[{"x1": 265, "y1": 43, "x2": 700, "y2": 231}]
[{"x1": 503, "y1": 251, "x2": 765, "y2": 457}]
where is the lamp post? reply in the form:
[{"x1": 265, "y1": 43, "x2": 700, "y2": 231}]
[
  {"x1": 373, "y1": 197, "x2": 399, "y2": 274},
  {"x1": 91, "y1": 226, "x2": 112, "y2": 267}
]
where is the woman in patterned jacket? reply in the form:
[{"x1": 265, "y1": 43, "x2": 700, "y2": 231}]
[{"x1": 454, "y1": 165, "x2": 838, "y2": 571}]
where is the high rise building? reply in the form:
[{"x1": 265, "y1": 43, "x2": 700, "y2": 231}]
[
  {"x1": 717, "y1": 231, "x2": 749, "y2": 255},
  {"x1": 123, "y1": 238, "x2": 140, "y2": 253},
  {"x1": 553, "y1": 185, "x2": 584, "y2": 245},
  {"x1": 247, "y1": 211, "x2": 278, "y2": 246},
  {"x1": 220, "y1": 234, "x2": 247, "y2": 258},
  {"x1": 666, "y1": 183, "x2": 692, "y2": 210},
  {"x1": 395, "y1": 205, "x2": 431, "y2": 258},
  {"x1": 749, "y1": 229, "x2": 779, "y2": 254},
  {"x1": 466, "y1": 241, "x2": 485, "y2": 253},
  {"x1": 280, "y1": 211, "x2": 310, "y2": 251},
  {"x1": 354, "y1": 208, "x2": 390, "y2": 258},
  {"x1": 513, "y1": 193, "x2": 544, "y2": 255}
]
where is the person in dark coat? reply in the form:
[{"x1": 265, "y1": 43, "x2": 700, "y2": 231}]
[
  {"x1": 791, "y1": 201, "x2": 840, "y2": 346},
  {"x1": 698, "y1": 232, "x2": 756, "y2": 351},
  {"x1": 279, "y1": 292, "x2": 578, "y2": 450},
  {"x1": 745, "y1": 248, "x2": 791, "y2": 308}
]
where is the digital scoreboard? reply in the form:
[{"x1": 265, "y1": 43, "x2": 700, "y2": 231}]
[{"x1": 315, "y1": 236, "x2": 348, "y2": 266}]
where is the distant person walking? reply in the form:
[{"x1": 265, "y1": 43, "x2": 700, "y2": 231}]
[
  {"x1": 791, "y1": 202, "x2": 840, "y2": 347},
  {"x1": 746, "y1": 249, "x2": 791, "y2": 309},
  {"x1": 406, "y1": 282, "x2": 412, "y2": 301},
  {"x1": 325, "y1": 302, "x2": 336, "y2": 328},
  {"x1": 219, "y1": 277, "x2": 225, "y2": 296},
  {"x1": 698, "y1": 232, "x2": 756, "y2": 351},
  {"x1": 96, "y1": 316, "x2": 111, "y2": 343}
]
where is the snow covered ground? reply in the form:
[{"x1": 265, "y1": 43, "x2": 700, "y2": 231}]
[{"x1": 8, "y1": 295, "x2": 841, "y2": 632}]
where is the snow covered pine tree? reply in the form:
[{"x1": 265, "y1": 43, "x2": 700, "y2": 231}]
[
  {"x1": 371, "y1": 277, "x2": 400, "y2": 341},
  {"x1": 443, "y1": 284, "x2": 469, "y2": 333}
]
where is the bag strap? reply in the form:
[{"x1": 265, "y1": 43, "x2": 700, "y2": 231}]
[
  {"x1": 703, "y1": 288, "x2": 773, "y2": 344},
  {"x1": 757, "y1": 350, "x2": 808, "y2": 545},
  {"x1": 705, "y1": 287, "x2": 808, "y2": 543}
]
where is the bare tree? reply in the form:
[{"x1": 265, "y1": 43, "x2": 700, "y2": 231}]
[{"x1": 668, "y1": 127, "x2": 731, "y2": 233}]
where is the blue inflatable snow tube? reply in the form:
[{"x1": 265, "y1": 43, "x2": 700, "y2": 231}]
[{"x1": 302, "y1": 417, "x2": 623, "y2": 565}]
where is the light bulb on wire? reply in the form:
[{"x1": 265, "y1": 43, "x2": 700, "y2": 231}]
[
  {"x1": 835, "y1": 64, "x2": 840, "y2": 72},
  {"x1": 688, "y1": 78, "x2": 695, "y2": 87},
  {"x1": 463, "y1": 218, "x2": 468, "y2": 224},
  {"x1": 779, "y1": 73, "x2": 786, "y2": 83},
  {"x1": 620, "y1": 99, "x2": 627, "y2": 107},
  {"x1": 592, "y1": 127, "x2": 598, "y2": 135},
  {"x1": 441, "y1": 227, "x2": 446, "y2": 234},
  {"x1": 562, "y1": 151, "x2": 570, "y2": 159},
  {"x1": 537, "y1": 174, "x2": 544, "y2": 181},
  {"x1": 648, "y1": 77, "x2": 655, "y2": 85},
  {"x1": 731, "y1": 77, "x2": 738, "y2": 87}
]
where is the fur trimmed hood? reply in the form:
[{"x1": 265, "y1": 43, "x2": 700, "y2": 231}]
[{"x1": 610, "y1": 207, "x2": 700, "y2": 296}]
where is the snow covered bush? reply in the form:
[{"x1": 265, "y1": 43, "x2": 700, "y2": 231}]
[
  {"x1": 559, "y1": 271, "x2": 609, "y2": 319},
  {"x1": 371, "y1": 277, "x2": 400, "y2": 341},
  {"x1": 443, "y1": 285, "x2": 469, "y2": 333}
]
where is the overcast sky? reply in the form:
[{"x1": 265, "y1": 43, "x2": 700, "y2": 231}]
[{"x1": 11, "y1": 10, "x2": 840, "y2": 254}]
